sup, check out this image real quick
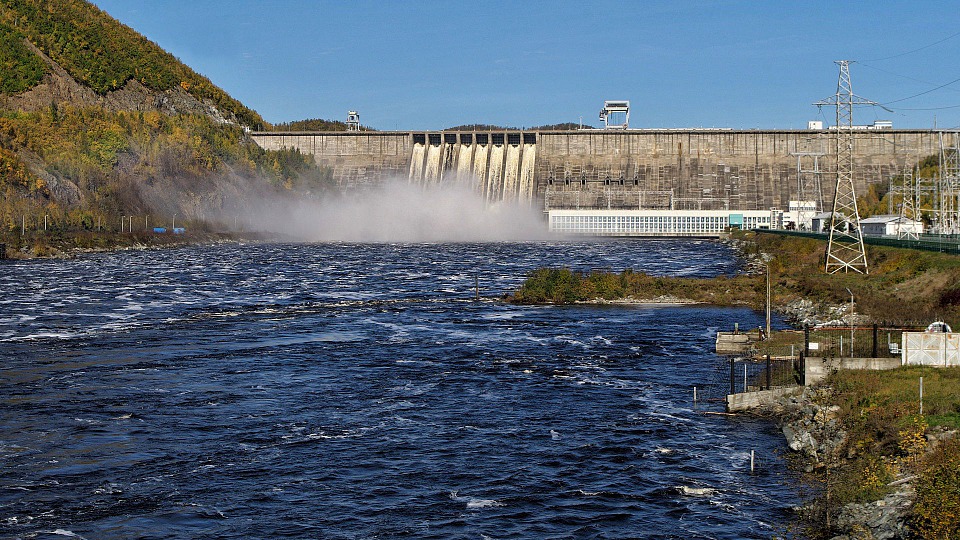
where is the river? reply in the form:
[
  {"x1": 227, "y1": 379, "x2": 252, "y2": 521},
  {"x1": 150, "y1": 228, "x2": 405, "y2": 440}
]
[{"x1": 0, "y1": 240, "x2": 799, "y2": 539}]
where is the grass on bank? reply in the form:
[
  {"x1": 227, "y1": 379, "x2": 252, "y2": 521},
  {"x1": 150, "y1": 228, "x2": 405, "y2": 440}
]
[
  {"x1": 509, "y1": 267, "x2": 763, "y2": 307},
  {"x1": 808, "y1": 367, "x2": 960, "y2": 539},
  {"x1": 510, "y1": 231, "x2": 960, "y2": 329}
]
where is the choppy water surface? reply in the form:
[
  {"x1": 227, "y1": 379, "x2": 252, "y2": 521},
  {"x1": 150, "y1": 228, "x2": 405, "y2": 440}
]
[{"x1": 0, "y1": 240, "x2": 799, "y2": 539}]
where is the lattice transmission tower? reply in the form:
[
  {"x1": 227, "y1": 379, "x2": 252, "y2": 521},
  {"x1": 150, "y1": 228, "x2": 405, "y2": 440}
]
[
  {"x1": 935, "y1": 131, "x2": 960, "y2": 235},
  {"x1": 814, "y1": 60, "x2": 873, "y2": 274},
  {"x1": 895, "y1": 165, "x2": 920, "y2": 240}
]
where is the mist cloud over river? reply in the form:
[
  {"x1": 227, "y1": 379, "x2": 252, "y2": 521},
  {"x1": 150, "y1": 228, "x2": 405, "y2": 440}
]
[{"x1": 235, "y1": 178, "x2": 552, "y2": 243}]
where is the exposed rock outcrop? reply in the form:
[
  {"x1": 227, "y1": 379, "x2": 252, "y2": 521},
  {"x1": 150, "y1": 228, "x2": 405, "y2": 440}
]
[
  {"x1": 777, "y1": 387, "x2": 847, "y2": 464},
  {"x1": 3, "y1": 39, "x2": 236, "y2": 124},
  {"x1": 831, "y1": 488, "x2": 914, "y2": 540}
]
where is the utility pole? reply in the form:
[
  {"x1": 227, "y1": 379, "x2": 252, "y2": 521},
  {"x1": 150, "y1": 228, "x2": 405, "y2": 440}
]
[{"x1": 815, "y1": 60, "x2": 874, "y2": 274}]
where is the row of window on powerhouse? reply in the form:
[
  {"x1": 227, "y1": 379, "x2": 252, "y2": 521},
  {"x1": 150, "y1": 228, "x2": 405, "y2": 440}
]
[{"x1": 550, "y1": 215, "x2": 771, "y2": 233}]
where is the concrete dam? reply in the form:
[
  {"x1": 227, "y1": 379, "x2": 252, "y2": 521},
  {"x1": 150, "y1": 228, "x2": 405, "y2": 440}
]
[{"x1": 250, "y1": 129, "x2": 950, "y2": 212}]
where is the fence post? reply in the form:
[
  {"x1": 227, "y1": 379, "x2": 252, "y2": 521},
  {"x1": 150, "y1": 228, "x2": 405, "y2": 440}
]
[
  {"x1": 872, "y1": 324, "x2": 879, "y2": 358},
  {"x1": 804, "y1": 324, "x2": 810, "y2": 355},
  {"x1": 766, "y1": 354, "x2": 772, "y2": 390},
  {"x1": 729, "y1": 357, "x2": 735, "y2": 395},
  {"x1": 800, "y1": 352, "x2": 806, "y2": 386}
]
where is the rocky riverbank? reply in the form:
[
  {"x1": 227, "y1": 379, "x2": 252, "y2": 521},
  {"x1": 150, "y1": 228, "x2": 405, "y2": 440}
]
[
  {"x1": 0, "y1": 231, "x2": 279, "y2": 260},
  {"x1": 759, "y1": 385, "x2": 958, "y2": 539}
]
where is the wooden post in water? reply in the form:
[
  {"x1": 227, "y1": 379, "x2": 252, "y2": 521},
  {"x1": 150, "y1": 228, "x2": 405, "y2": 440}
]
[{"x1": 750, "y1": 449, "x2": 755, "y2": 473}]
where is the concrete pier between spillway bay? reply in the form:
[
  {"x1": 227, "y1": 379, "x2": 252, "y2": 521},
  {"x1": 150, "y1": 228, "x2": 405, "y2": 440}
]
[{"x1": 250, "y1": 129, "x2": 950, "y2": 211}]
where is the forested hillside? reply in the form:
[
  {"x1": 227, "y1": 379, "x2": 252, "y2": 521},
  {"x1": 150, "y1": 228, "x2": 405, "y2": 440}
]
[
  {"x1": 272, "y1": 118, "x2": 349, "y2": 131},
  {"x1": 0, "y1": 0, "x2": 336, "y2": 255}
]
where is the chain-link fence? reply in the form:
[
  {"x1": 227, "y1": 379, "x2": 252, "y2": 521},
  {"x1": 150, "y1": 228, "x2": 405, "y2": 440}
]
[{"x1": 803, "y1": 324, "x2": 923, "y2": 359}]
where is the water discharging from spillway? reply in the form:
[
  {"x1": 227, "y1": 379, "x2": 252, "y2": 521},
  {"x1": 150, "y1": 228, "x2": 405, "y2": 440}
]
[
  {"x1": 519, "y1": 143, "x2": 536, "y2": 204},
  {"x1": 424, "y1": 143, "x2": 443, "y2": 183},
  {"x1": 409, "y1": 143, "x2": 425, "y2": 182},
  {"x1": 457, "y1": 143, "x2": 474, "y2": 182},
  {"x1": 408, "y1": 135, "x2": 536, "y2": 204},
  {"x1": 503, "y1": 144, "x2": 522, "y2": 201},
  {"x1": 472, "y1": 144, "x2": 489, "y2": 195},
  {"x1": 486, "y1": 144, "x2": 505, "y2": 201}
]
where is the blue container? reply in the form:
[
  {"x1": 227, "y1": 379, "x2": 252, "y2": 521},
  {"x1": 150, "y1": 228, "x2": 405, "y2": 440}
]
[
  {"x1": 173, "y1": 227, "x2": 186, "y2": 234},
  {"x1": 153, "y1": 227, "x2": 167, "y2": 233}
]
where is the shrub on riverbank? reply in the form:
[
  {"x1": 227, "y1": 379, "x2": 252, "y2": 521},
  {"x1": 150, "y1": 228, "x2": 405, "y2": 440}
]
[
  {"x1": 508, "y1": 267, "x2": 762, "y2": 306},
  {"x1": 910, "y1": 439, "x2": 960, "y2": 538}
]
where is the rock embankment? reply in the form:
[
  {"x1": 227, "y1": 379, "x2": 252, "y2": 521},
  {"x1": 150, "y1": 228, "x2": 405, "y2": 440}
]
[
  {"x1": 768, "y1": 388, "x2": 915, "y2": 540},
  {"x1": 832, "y1": 489, "x2": 914, "y2": 540},
  {"x1": 771, "y1": 387, "x2": 847, "y2": 466}
]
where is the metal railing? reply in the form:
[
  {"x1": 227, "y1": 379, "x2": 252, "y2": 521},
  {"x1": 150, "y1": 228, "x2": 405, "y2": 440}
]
[{"x1": 758, "y1": 229, "x2": 960, "y2": 255}]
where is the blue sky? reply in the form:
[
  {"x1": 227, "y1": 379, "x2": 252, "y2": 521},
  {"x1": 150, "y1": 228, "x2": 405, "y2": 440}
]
[{"x1": 90, "y1": 0, "x2": 960, "y2": 131}]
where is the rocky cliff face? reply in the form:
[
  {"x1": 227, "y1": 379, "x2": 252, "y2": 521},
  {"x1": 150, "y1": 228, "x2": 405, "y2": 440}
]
[{"x1": 1, "y1": 40, "x2": 236, "y2": 124}]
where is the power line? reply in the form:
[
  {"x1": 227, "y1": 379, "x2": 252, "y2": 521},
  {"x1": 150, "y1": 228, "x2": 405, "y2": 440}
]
[
  {"x1": 859, "y1": 63, "x2": 960, "y2": 95},
  {"x1": 863, "y1": 30, "x2": 960, "y2": 62},
  {"x1": 890, "y1": 104, "x2": 960, "y2": 111},
  {"x1": 882, "y1": 76, "x2": 960, "y2": 105},
  {"x1": 857, "y1": 62, "x2": 960, "y2": 112}
]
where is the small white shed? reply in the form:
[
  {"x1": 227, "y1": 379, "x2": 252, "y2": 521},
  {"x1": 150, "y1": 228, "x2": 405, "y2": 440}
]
[{"x1": 859, "y1": 215, "x2": 924, "y2": 237}]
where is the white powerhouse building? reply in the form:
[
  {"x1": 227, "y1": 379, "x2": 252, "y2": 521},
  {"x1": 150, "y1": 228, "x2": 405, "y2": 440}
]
[{"x1": 548, "y1": 209, "x2": 781, "y2": 237}]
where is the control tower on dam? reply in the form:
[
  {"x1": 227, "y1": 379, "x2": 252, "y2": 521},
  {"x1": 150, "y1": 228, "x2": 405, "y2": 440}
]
[{"x1": 250, "y1": 129, "x2": 949, "y2": 211}]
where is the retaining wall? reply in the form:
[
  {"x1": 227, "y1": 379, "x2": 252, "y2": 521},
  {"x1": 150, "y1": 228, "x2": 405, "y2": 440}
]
[
  {"x1": 804, "y1": 356, "x2": 902, "y2": 385},
  {"x1": 726, "y1": 386, "x2": 803, "y2": 412}
]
